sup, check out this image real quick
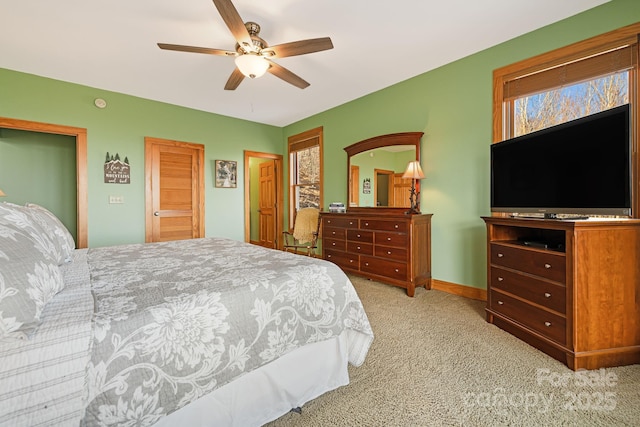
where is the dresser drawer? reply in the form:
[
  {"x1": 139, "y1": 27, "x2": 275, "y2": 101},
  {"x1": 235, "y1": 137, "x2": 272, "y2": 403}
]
[
  {"x1": 375, "y1": 231, "x2": 408, "y2": 247},
  {"x1": 324, "y1": 249, "x2": 359, "y2": 270},
  {"x1": 323, "y1": 226, "x2": 346, "y2": 240},
  {"x1": 490, "y1": 290, "x2": 566, "y2": 344},
  {"x1": 360, "y1": 219, "x2": 408, "y2": 233},
  {"x1": 490, "y1": 243, "x2": 566, "y2": 283},
  {"x1": 361, "y1": 256, "x2": 407, "y2": 281},
  {"x1": 347, "y1": 229, "x2": 374, "y2": 243},
  {"x1": 323, "y1": 238, "x2": 345, "y2": 252},
  {"x1": 347, "y1": 241, "x2": 373, "y2": 255},
  {"x1": 491, "y1": 266, "x2": 566, "y2": 314},
  {"x1": 374, "y1": 245, "x2": 407, "y2": 262},
  {"x1": 323, "y1": 217, "x2": 357, "y2": 229}
]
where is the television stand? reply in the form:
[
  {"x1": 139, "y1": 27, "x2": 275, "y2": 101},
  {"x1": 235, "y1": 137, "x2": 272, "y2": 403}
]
[{"x1": 482, "y1": 216, "x2": 640, "y2": 370}]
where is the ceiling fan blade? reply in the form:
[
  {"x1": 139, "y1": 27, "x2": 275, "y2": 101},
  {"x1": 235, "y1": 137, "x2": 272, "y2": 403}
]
[
  {"x1": 224, "y1": 67, "x2": 245, "y2": 90},
  {"x1": 263, "y1": 37, "x2": 333, "y2": 58},
  {"x1": 267, "y1": 61, "x2": 310, "y2": 89},
  {"x1": 211, "y1": 0, "x2": 253, "y2": 52},
  {"x1": 157, "y1": 43, "x2": 236, "y2": 56}
]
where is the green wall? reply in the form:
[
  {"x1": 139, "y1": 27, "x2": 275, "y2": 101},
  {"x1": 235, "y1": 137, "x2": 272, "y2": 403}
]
[
  {"x1": 283, "y1": 0, "x2": 640, "y2": 290},
  {"x1": 1, "y1": 0, "x2": 639, "y2": 291},
  {"x1": 0, "y1": 69, "x2": 283, "y2": 247}
]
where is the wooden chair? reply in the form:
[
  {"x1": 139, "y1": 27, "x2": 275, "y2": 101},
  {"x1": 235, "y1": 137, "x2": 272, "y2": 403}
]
[{"x1": 283, "y1": 207, "x2": 321, "y2": 256}]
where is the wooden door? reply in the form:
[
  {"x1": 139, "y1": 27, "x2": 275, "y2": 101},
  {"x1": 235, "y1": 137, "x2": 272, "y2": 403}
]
[
  {"x1": 393, "y1": 173, "x2": 412, "y2": 208},
  {"x1": 350, "y1": 165, "x2": 360, "y2": 207},
  {"x1": 258, "y1": 160, "x2": 276, "y2": 248},
  {"x1": 145, "y1": 137, "x2": 204, "y2": 242}
]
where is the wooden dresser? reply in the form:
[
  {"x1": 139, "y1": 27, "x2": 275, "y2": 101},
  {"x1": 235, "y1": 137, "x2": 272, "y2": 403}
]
[
  {"x1": 483, "y1": 216, "x2": 640, "y2": 370},
  {"x1": 321, "y1": 208, "x2": 432, "y2": 296}
]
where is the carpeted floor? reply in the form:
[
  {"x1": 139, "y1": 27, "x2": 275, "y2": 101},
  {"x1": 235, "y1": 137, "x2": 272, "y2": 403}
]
[{"x1": 266, "y1": 275, "x2": 640, "y2": 426}]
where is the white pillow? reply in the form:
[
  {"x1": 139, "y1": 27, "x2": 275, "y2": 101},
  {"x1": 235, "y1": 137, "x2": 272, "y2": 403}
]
[
  {"x1": 25, "y1": 203, "x2": 75, "y2": 264},
  {"x1": 0, "y1": 203, "x2": 65, "y2": 340}
]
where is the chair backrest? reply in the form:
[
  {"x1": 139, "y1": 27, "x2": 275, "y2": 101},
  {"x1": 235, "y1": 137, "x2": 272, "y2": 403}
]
[{"x1": 292, "y1": 208, "x2": 320, "y2": 243}]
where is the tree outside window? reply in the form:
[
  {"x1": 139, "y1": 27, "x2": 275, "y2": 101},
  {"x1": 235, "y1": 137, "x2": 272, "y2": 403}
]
[
  {"x1": 288, "y1": 127, "x2": 323, "y2": 228},
  {"x1": 513, "y1": 73, "x2": 629, "y2": 137}
]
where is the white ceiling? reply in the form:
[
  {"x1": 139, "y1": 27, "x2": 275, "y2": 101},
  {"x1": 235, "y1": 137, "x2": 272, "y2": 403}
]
[{"x1": 1, "y1": 0, "x2": 608, "y2": 127}]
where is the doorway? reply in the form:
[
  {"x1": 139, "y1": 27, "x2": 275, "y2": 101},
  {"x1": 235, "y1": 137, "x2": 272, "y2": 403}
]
[
  {"x1": 374, "y1": 169, "x2": 394, "y2": 207},
  {"x1": 0, "y1": 117, "x2": 88, "y2": 248},
  {"x1": 244, "y1": 151, "x2": 283, "y2": 249}
]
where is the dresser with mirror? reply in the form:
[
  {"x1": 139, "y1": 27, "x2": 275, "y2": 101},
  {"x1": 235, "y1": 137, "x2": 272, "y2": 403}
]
[{"x1": 321, "y1": 132, "x2": 432, "y2": 296}]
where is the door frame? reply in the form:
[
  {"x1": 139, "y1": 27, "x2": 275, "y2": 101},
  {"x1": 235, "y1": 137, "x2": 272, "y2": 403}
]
[
  {"x1": 0, "y1": 117, "x2": 88, "y2": 248},
  {"x1": 244, "y1": 150, "x2": 283, "y2": 248}
]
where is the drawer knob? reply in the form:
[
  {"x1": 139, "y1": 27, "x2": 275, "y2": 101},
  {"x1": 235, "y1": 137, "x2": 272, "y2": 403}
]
[
  {"x1": 544, "y1": 263, "x2": 551, "y2": 269},
  {"x1": 357, "y1": 234, "x2": 361, "y2": 237},
  {"x1": 332, "y1": 231, "x2": 336, "y2": 235},
  {"x1": 350, "y1": 260, "x2": 354, "y2": 263},
  {"x1": 332, "y1": 242, "x2": 336, "y2": 246},
  {"x1": 387, "y1": 237, "x2": 391, "y2": 241},
  {"x1": 497, "y1": 277, "x2": 504, "y2": 282},
  {"x1": 327, "y1": 220, "x2": 331, "y2": 224},
  {"x1": 497, "y1": 301, "x2": 504, "y2": 305},
  {"x1": 365, "y1": 222, "x2": 369, "y2": 226},
  {"x1": 365, "y1": 262, "x2": 369, "y2": 266},
  {"x1": 349, "y1": 221, "x2": 354, "y2": 225},
  {"x1": 394, "y1": 268, "x2": 399, "y2": 272},
  {"x1": 327, "y1": 255, "x2": 332, "y2": 258},
  {"x1": 387, "y1": 251, "x2": 392, "y2": 255},
  {"x1": 497, "y1": 253, "x2": 504, "y2": 258},
  {"x1": 357, "y1": 246, "x2": 361, "y2": 250},
  {"x1": 544, "y1": 292, "x2": 551, "y2": 298},
  {"x1": 544, "y1": 321, "x2": 552, "y2": 327},
  {"x1": 394, "y1": 224, "x2": 399, "y2": 229}
]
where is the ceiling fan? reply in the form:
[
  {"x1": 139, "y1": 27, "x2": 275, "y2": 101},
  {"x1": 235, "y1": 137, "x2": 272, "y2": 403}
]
[{"x1": 158, "y1": 0, "x2": 334, "y2": 90}]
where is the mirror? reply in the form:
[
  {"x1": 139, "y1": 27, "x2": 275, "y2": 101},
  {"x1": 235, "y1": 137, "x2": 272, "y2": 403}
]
[{"x1": 344, "y1": 132, "x2": 423, "y2": 209}]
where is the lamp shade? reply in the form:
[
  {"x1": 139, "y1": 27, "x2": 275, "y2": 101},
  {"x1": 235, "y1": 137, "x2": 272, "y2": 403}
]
[
  {"x1": 0, "y1": 189, "x2": 5, "y2": 197},
  {"x1": 235, "y1": 54, "x2": 269, "y2": 79},
  {"x1": 402, "y1": 161, "x2": 425, "y2": 180}
]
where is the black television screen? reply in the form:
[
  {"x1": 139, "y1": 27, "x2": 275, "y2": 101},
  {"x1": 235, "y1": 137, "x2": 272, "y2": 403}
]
[{"x1": 491, "y1": 104, "x2": 631, "y2": 217}]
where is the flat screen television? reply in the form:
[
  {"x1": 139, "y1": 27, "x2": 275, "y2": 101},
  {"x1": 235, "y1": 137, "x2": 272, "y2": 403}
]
[{"x1": 491, "y1": 104, "x2": 631, "y2": 218}]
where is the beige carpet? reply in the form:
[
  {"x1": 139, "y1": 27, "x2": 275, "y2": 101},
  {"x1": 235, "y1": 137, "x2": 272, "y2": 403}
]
[{"x1": 267, "y1": 275, "x2": 640, "y2": 426}]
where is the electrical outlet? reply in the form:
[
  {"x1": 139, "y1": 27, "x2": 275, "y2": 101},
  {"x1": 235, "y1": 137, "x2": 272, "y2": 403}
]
[{"x1": 109, "y1": 195, "x2": 124, "y2": 204}]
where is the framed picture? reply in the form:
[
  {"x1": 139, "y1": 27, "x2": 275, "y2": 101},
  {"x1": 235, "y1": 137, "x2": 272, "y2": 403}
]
[{"x1": 215, "y1": 160, "x2": 237, "y2": 188}]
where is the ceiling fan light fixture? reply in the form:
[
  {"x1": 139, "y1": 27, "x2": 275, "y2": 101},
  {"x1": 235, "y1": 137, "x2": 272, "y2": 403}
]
[{"x1": 235, "y1": 54, "x2": 269, "y2": 79}]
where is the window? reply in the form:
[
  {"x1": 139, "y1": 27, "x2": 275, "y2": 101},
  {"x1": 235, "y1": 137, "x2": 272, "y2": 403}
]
[
  {"x1": 513, "y1": 72, "x2": 629, "y2": 136},
  {"x1": 288, "y1": 127, "x2": 323, "y2": 228},
  {"x1": 493, "y1": 23, "x2": 640, "y2": 216}
]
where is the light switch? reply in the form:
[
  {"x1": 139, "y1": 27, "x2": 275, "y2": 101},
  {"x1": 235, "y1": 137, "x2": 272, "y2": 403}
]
[{"x1": 109, "y1": 195, "x2": 124, "y2": 204}]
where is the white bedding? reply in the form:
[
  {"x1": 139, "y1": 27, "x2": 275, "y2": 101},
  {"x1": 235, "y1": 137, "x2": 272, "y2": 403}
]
[
  {"x1": 0, "y1": 240, "x2": 373, "y2": 426},
  {"x1": 158, "y1": 333, "x2": 351, "y2": 426}
]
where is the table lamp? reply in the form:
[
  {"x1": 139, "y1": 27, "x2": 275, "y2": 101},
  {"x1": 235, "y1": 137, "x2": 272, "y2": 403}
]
[{"x1": 402, "y1": 161, "x2": 424, "y2": 214}]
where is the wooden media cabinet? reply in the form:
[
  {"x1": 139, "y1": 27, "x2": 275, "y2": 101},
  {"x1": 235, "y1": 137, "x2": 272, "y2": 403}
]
[{"x1": 483, "y1": 216, "x2": 640, "y2": 370}]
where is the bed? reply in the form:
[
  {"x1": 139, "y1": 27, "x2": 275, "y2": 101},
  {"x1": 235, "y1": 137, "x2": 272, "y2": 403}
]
[{"x1": 0, "y1": 202, "x2": 374, "y2": 426}]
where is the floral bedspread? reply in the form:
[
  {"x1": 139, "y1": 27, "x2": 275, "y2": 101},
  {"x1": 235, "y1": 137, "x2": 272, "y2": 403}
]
[{"x1": 81, "y1": 237, "x2": 372, "y2": 426}]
